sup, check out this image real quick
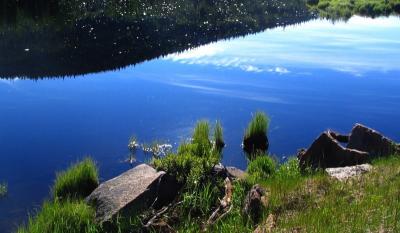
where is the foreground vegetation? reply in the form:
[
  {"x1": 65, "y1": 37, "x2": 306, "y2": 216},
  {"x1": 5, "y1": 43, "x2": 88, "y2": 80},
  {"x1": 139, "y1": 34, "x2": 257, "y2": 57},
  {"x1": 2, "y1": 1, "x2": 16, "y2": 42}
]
[
  {"x1": 53, "y1": 158, "x2": 99, "y2": 200},
  {"x1": 17, "y1": 114, "x2": 400, "y2": 232},
  {"x1": 308, "y1": 0, "x2": 400, "y2": 19},
  {"x1": 18, "y1": 158, "x2": 100, "y2": 233},
  {"x1": 271, "y1": 156, "x2": 400, "y2": 232},
  {"x1": 18, "y1": 200, "x2": 98, "y2": 233}
]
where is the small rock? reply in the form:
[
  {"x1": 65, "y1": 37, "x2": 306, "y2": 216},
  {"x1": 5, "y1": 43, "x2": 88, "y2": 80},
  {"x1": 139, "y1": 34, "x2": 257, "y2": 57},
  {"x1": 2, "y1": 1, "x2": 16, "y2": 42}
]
[
  {"x1": 326, "y1": 164, "x2": 372, "y2": 181},
  {"x1": 86, "y1": 164, "x2": 179, "y2": 223},
  {"x1": 254, "y1": 214, "x2": 276, "y2": 233},
  {"x1": 243, "y1": 184, "x2": 267, "y2": 223},
  {"x1": 212, "y1": 164, "x2": 247, "y2": 180}
]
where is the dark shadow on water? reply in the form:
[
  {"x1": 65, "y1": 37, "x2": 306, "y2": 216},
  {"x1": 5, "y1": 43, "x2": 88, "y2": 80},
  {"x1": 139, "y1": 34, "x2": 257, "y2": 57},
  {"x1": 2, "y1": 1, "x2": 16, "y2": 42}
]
[{"x1": 0, "y1": 0, "x2": 314, "y2": 79}]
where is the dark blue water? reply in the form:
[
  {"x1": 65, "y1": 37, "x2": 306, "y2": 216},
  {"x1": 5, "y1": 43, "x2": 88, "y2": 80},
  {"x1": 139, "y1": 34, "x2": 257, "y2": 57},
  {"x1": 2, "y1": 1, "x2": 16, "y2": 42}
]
[{"x1": 1, "y1": 16, "x2": 400, "y2": 232}]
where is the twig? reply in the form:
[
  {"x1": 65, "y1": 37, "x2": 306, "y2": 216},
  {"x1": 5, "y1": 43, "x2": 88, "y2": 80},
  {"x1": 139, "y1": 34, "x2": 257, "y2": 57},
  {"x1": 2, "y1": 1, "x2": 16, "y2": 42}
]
[
  {"x1": 144, "y1": 206, "x2": 170, "y2": 228},
  {"x1": 204, "y1": 177, "x2": 233, "y2": 229}
]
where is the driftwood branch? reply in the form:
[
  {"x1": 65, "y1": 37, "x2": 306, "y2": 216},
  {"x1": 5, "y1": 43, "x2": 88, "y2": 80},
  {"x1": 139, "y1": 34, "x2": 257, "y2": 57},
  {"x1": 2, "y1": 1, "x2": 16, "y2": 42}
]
[
  {"x1": 144, "y1": 205, "x2": 170, "y2": 228},
  {"x1": 204, "y1": 177, "x2": 233, "y2": 230},
  {"x1": 143, "y1": 201, "x2": 182, "y2": 229}
]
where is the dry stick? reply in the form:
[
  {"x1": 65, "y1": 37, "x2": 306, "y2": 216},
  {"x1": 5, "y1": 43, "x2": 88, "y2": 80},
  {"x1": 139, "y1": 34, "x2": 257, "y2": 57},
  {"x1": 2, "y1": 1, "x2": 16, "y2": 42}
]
[
  {"x1": 205, "y1": 177, "x2": 233, "y2": 227},
  {"x1": 143, "y1": 201, "x2": 183, "y2": 228},
  {"x1": 144, "y1": 205, "x2": 170, "y2": 228}
]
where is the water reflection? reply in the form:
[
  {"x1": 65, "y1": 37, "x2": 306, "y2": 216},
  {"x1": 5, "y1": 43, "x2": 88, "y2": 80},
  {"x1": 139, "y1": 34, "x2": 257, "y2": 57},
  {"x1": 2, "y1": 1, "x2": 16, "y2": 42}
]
[
  {"x1": 166, "y1": 16, "x2": 400, "y2": 77},
  {"x1": 0, "y1": 0, "x2": 313, "y2": 79}
]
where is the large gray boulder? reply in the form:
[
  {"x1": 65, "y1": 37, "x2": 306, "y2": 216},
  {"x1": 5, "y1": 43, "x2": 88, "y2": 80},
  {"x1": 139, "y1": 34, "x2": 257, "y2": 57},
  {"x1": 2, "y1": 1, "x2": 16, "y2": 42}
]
[{"x1": 86, "y1": 164, "x2": 179, "y2": 223}]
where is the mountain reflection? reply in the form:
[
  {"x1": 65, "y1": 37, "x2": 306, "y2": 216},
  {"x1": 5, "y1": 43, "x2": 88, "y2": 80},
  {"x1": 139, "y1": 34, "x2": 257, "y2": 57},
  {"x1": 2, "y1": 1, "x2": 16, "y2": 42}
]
[{"x1": 0, "y1": 0, "x2": 314, "y2": 79}]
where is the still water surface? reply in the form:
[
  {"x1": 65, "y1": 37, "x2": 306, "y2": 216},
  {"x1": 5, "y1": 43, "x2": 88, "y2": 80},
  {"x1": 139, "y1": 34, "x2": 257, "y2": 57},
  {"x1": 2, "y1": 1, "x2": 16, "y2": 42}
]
[{"x1": 1, "y1": 15, "x2": 400, "y2": 233}]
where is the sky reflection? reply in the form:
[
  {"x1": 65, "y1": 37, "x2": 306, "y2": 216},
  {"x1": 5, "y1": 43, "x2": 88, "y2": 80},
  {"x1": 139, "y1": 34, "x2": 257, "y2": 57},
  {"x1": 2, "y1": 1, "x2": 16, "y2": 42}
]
[{"x1": 166, "y1": 16, "x2": 400, "y2": 77}]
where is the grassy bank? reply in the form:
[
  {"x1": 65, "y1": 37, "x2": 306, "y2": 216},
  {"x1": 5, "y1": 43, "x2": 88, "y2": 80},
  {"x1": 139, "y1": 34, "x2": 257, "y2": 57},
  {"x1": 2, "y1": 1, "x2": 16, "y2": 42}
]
[
  {"x1": 268, "y1": 156, "x2": 400, "y2": 232},
  {"x1": 16, "y1": 116, "x2": 400, "y2": 232},
  {"x1": 308, "y1": 0, "x2": 400, "y2": 19},
  {"x1": 18, "y1": 158, "x2": 100, "y2": 233}
]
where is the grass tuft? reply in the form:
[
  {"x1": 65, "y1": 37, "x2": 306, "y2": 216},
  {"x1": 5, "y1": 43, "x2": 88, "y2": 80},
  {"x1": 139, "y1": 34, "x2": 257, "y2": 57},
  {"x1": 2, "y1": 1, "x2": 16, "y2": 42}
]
[
  {"x1": 53, "y1": 157, "x2": 99, "y2": 200},
  {"x1": 0, "y1": 182, "x2": 7, "y2": 197},
  {"x1": 17, "y1": 199, "x2": 99, "y2": 233},
  {"x1": 244, "y1": 112, "x2": 269, "y2": 140},
  {"x1": 243, "y1": 111, "x2": 270, "y2": 155},
  {"x1": 192, "y1": 120, "x2": 212, "y2": 154},
  {"x1": 214, "y1": 121, "x2": 225, "y2": 152}
]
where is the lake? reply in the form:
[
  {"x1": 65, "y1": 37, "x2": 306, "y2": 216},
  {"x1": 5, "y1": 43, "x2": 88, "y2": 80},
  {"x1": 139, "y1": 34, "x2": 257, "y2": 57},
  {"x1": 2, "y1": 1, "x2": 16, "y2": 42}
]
[{"x1": 1, "y1": 1, "x2": 400, "y2": 232}]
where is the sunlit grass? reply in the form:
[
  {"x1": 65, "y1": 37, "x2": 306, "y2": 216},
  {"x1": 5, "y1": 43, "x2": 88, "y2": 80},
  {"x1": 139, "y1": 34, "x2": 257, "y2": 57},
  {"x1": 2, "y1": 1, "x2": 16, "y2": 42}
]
[
  {"x1": 53, "y1": 158, "x2": 99, "y2": 200},
  {"x1": 244, "y1": 112, "x2": 269, "y2": 140},
  {"x1": 246, "y1": 155, "x2": 277, "y2": 183},
  {"x1": 268, "y1": 156, "x2": 400, "y2": 232},
  {"x1": 193, "y1": 120, "x2": 211, "y2": 150},
  {"x1": 17, "y1": 199, "x2": 99, "y2": 233}
]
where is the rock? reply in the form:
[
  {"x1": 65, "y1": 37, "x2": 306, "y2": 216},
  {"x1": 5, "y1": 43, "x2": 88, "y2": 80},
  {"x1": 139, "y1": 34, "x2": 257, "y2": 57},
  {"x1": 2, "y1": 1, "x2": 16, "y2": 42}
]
[
  {"x1": 226, "y1": 166, "x2": 247, "y2": 180},
  {"x1": 86, "y1": 164, "x2": 179, "y2": 223},
  {"x1": 243, "y1": 184, "x2": 267, "y2": 223},
  {"x1": 298, "y1": 132, "x2": 369, "y2": 170},
  {"x1": 347, "y1": 124, "x2": 398, "y2": 158},
  {"x1": 253, "y1": 214, "x2": 276, "y2": 233},
  {"x1": 298, "y1": 124, "x2": 400, "y2": 170},
  {"x1": 326, "y1": 164, "x2": 372, "y2": 181},
  {"x1": 212, "y1": 164, "x2": 247, "y2": 180}
]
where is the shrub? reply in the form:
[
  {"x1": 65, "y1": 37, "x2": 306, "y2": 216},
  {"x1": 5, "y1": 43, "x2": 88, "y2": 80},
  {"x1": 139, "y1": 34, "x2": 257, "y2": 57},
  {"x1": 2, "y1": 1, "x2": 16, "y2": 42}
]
[
  {"x1": 276, "y1": 158, "x2": 301, "y2": 179},
  {"x1": 243, "y1": 111, "x2": 270, "y2": 155},
  {"x1": 181, "y1": 181, "x2": 220, "y2": 216},
  {"x1": 17, "y1": 200, "x2": 99, "y2": 233},
  {"x1": 152, "y1": 142, "x2": 219, "y2": 186},
  {"x1": 153, "y1": 121, "x2": 220, "y2": 187},
  {"x1": 247, "y1": 155, "x2": 276, "y2": 183},
  {"x1": 53, "y1": 158, "x2": 99, "y2": 200},
  {"x1": 213, "y1": 121, "x2": 225, "y2": 152},
  {"x1": 0, "y1": 182, "x2": 7, "y2": 197}
]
